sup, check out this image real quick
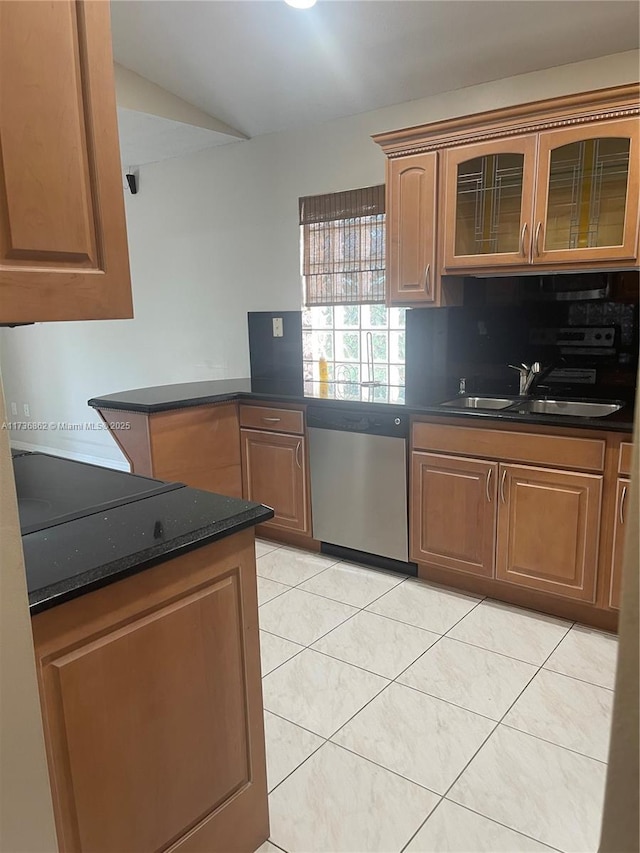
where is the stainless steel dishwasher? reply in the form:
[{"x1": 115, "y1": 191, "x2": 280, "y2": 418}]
[{"x1": 307, "y1": 405, "x2": 409, "y2": 564}]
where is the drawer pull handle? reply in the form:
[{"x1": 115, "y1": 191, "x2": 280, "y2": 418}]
[
  {"x1": 519, "y1": 222, "x2": 528, "y2": 257},
  {"x1": 500, "y1": 469, "x2": 507, "y2": 504},
  {"x1": 262, "y1": 417, "x2": 281, "y2": 423},
  {"x1": 620, "y1": 484, "x2": 627, "y2": 525},
  {"x1": 295, "y1": 441, "x2": 302, "y2": 469},
  {"x1": 486, "y1": 468, "x2": 493, "y2": 503}
]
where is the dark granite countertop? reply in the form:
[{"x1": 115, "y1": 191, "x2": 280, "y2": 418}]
[
  {"x1": 17, "y1": 454, "x2": 273, "y2": 614},
  {"x1": 89, "y1": 378, "x2": 635, "y2": 433}
]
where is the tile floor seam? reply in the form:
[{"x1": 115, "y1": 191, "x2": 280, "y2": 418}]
[
  {"x1": 389, "y1": 677, "x2": 503, "y2": 723},
  {"x1": 397, "y1": 796, "x2": 563, "y2": 853},
  {"x1": 499, "y1": 721, "x2": 609, "y2": 765},
  {"x1": 435, "y1": 621, "x2": 572, "y2": 804},
  {"x1": 431, "y1": 613, "x2": 587, "y2": 847},
  {"x1": 259, "y1": 591, "x2": 360, "y2": 648},
  {"x1": 289, "y1": 576, "x2": 404, "y2": 610},
  {"x1": 264, "y1": 840, "x2": 288, "y2": 853},
  {"x1": 437, "y1": 629, "x2": 564, "y2": 667},
  {"x1": 257, "y1": 587, "x2": 292, "y2": 607},
  {"x1": 265, "y1": 736, "x2": 327, "y2": 798},
  {"x1": 258, "y1": 639, "x2": 305, "y2": 678},
  {"x1": 327, "y1": 739, "x2": 443, "y2": 798},
  {"x1": 398, "y1": 798, "x2": 445, "y2": 853},
  {"x1": 441, "y1": 799, "x2": 563, "y2": 853},
  {"x1": 263, "y1": 707, "x2": 332, "y2": 742},
  {"x1": 542, "y1": 662, "x2": 617, "y2": 691},
  {"x1": 388, "y1": 594, "x2": 487, "y2": 685},
  {"x1": 306, "y1": 644, "x2": 404, "y2": 680}
]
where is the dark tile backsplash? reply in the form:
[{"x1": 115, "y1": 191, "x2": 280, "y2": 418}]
[
  {"x1": 248, "y1": 311, "x2": 304, "y2": 396},
  {"x1": 406, "y1": 274, "x2": 639, "y2": 405}
]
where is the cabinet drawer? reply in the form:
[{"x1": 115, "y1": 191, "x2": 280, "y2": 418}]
[
  {"x1": 412, "y1": 421, "x2": 605, "y2": 472},
  {"x1": 239, "y1": 405, "x2": 304, "y2": 435},
  {"x1": 619, "y1": 441, "x2": 633, "y2": 476}
]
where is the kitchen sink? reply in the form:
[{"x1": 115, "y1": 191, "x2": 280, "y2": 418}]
[
  {"x1": 512, "y1": 399, "x2": 623, "y2": 418},
  {"x1": 440, "y1": 396, "x2": 515, "y2": 410}
]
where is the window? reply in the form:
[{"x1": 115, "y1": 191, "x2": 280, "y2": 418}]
[
  {"x1": 300, "y1": 185, "x2": 405, "y2": 401},
  {"x1": 300, "y1": 185, "x2": 385, "y2": 305}
]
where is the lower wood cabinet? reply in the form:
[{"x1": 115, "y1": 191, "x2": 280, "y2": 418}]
[
  {"x1": 31, "y1": 531, "x2": 268, "y2": 853},
  {"x1": 410, "y1": 452, "x2": 497, "y2": 577},
  {"x1": 409, "y1": 421, "x2": 628, "y2": 620},
  {"x1": 609, "y1": 477, "x2": 630, "y2": 609},
  {"x1": 241, "y1": 429, "x2": 310, "y2": 535},
  {"x1": 496, "y1": 463, "x2": 602, "y2": 602}
]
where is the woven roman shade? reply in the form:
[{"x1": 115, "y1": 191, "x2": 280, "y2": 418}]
[{"x1": 299, "y1": 185, "x2": 385, "y2": 306}]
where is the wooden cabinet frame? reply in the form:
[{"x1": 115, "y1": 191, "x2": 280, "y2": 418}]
[
  {"x1": 374, "y1": 84, "x2": 640, "y2": 283},
  {"x1": 0, "y1": 0, "x2": 132, "y2": 322},
  {"x1": 409, "y1": 415, "x2": 631, "y2": 630},
  {"x1": 32, "y1": 531, "x2": 269, "y2": 853}
]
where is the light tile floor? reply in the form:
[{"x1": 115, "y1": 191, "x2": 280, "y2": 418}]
[{"x1": 254, "y1": 541, "x2": 618, "y2": 853}]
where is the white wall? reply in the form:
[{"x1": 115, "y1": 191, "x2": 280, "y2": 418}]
[{"x1": 1, "y1": 49, "x2": 637, "y2": 468}]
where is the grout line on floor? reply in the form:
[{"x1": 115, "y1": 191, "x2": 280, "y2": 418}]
[
  {"x1": 263, "y1": 707, "x2": 330, "y2": 742},
  {"x1": 389, "y1": 596, "x2": 486, "y2": 685},
  {"x1": 499, "y1": 722, "x2": 609, "y2": 765},
  {"x1": 541, "y1": 662, "x2": 617, "y2": 691},
  {"x1": 264, "y1": 838, "x2": 289, "y2": 853},
  {"x1": 388, "y1": 678, "x2": 501, "y2": 723},
  {"x1": 418, "y1": 615, "x2": 582, "y2": 850},
  {"x1": 327, "y1": 738, "x2": 442, "y2": 796},
  {"x1": 440, "y1": 799, "x2": 563, "y2": 853}
]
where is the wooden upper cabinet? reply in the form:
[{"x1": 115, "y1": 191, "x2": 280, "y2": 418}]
[
  {"x1": 496, "y1": 463, "x2": 602, "y2": 602},
  {"x1": 534, "y1": 119, "x2": 639, "y2": 266},
  {"x1": 0, "y1": 0, "x2": 133, "y2": 323},
  {"x1": 411, "y1": 451, "x2": 497, "y2": 577},
  {"x1": 442, "y1": 136, "x2": 537, "y2": 270},
  {"x1": 609, "y1": 477, "x2": 630, "y2": 610},
  {"x1": 375, "y1": 85, "x2": 640, "y2": 278},
  {"x1": 387, "y1": 152, "x2": 437, "y2": 304}
]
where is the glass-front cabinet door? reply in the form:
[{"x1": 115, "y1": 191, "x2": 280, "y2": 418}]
[
  {"x1": 442, "y1": 136, "x2": 537, "y2": 269},
  {"x1": 533, "y1": 119, "x2": 639, "y2": 264}
]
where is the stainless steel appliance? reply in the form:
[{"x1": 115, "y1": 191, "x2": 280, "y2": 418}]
[{"x1": 307, "y1": 405, "x2": 409, "y2": 563}]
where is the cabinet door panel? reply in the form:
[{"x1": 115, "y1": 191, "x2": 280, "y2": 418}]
[
  {"x1": 442, "y1": 136, "x2": 537, "y2": 269},
  {"x1": 387, "y1": 152, "x2": 437, "y2": 303},
  {"x1": 534, "y1": 119, "x2": 639, "y2": 264},
  {"x1": 0, "y1": 0, "x2": 132, "y2": 322},
  {"x1": 40, "y1": 575, "x2": 251, "y2": 853},
  {"x1": 609, "y1": 478, "x2": 629, "y2": 610},
  {"x1": 241, "y1": 430, "x2": 309, "y2": 534},
  {"x1": 411, "y1": 452, "x2": 497, "y2": 577},
  {"x1": 496, "y1": 464, "x2": 602, "y2": 601}
]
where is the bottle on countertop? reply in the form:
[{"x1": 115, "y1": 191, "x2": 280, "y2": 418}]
[{"x1": 319, "y1": 356, "x2": 329, "y2": 398}]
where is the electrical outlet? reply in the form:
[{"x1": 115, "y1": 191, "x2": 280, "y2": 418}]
[
  {"x1": 10, "y1": 402, "x2": 17, "y2": 416},
  {"x1": 23, "y1": 403, "x2": 30, "y2": 417},
  {"x1": 272, "y1": 317, "x2": 284, "y2": 338}
]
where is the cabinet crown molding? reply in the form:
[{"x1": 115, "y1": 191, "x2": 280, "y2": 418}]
[{"x1": 373, "y1": 83, "x2": 640, "y2": 157}]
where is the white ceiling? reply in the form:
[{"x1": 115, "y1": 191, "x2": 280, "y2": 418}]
[
  {"x1": 117, "y1": 107, "x2": 239, "y2": 166},
  {"x1": 110, "y1": 0, "x2": 639, "y2": 140}
]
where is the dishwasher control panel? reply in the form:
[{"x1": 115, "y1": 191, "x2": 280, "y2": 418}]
[{"x1": 306, "y1": 405, "x2": 408, "y2": 438}]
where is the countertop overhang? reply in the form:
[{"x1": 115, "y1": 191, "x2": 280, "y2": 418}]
[{"x1": 17, "y1": 453, "x2": 274, "y2": 614}]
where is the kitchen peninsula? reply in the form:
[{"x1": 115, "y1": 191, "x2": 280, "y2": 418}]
[{"x1": 18, "y1": 452, "x2": 272, "y2": 853}]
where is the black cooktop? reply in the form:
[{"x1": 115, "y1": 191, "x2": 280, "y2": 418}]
[{"x1": 14, "y1": 453, "x2": 184, "y2": 535}]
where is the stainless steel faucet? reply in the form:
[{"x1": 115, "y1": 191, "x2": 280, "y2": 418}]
[{"x1": 508, "y1": 362, "x2": 544, "y2": 395}]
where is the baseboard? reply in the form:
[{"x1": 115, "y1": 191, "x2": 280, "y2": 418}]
[{"x1": 10, "y1": 440, "x2": 129, "y2": 472}]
